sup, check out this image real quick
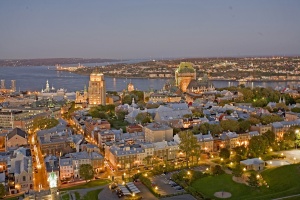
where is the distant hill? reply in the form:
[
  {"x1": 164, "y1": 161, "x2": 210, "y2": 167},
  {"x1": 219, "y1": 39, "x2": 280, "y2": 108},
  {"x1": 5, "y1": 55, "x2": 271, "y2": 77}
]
[{"x1": 0, "y1": 58, "x2": 119, "y2": 67}]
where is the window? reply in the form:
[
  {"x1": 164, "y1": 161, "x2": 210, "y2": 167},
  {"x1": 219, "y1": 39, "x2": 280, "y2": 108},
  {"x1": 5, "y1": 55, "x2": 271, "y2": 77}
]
[{"x1": 23, "y1": 176, "x2": 26, "y2": 181}]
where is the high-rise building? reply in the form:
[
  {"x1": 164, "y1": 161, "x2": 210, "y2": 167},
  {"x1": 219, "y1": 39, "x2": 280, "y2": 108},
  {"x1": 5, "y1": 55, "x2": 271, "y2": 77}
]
[
  {"x1": 11, "y1": 80, "x2": 16, "y2": 92},
  {"x1": 88, "y1": 71, "x2": 106, "y2": 106},
  {"x1": 175, "y1": 62, "x2": 196, "y2": 92},
  {"x1": 1, "y1": 80, "x2": 5, "y2": 89}
]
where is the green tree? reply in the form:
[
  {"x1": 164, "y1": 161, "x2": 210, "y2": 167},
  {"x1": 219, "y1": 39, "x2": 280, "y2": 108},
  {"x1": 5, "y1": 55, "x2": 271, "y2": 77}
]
[
  {"x1": 178, "y1": 130, "x2": 200, "y2": 168},
  {"x1": 234, "y1": 145, "x2": 247, "y2": 157},
  {"x1": 232, "y1": 164, "x2": 243, "y2": 177},
  {"x1": 32, "y1": 117, "x2": 59, "y2": 131},
  {"x1": 135, "y1": 113, "x2": 151, "y2": 124},
  {"x1": 247, "y1": 172, "x2": 259, "y2": 187},
  {"x1": 262, "y1": 130, "x2": 276, "y2": 147},
  {"x1": 220, "y1": 120, "x2": 239, "y2": 132},
  {"x1": 239, "y1": 120, "x2": 251, "y2": 133},
  {"x1": 79, "y1": 164, "x2": 94, "y2": 182},
  {"x1": 248, "y1": 116, "x2": 261, "y2": 125},
  {"x1": 0, "y1": 184, "x2": 5, "y2": 198},
  {"x1": 211, "y1": 165, "x2": 224, "y2": 175},
  {"x1": 291, "y1": 107, "x2": 300, "y2": 113},
  {"x1": 248, "y1": 136, "x2": 268, "y2": 157},
  {"x1": 260, "y1": 115, "x2": 283, "y2": 125},
  {"x1": 219, "y1": 148, "x2": 230, "y2": 159}
]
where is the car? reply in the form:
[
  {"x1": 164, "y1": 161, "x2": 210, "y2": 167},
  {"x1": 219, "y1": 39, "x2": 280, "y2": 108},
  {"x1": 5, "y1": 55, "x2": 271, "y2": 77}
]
[
  {"x1": 171, "y1": 183, "x2": 178, "y2": 187},
  {"x1": 168, "y1": 181, "x2": 175, "y2": 185},
  {"x1": 174, "y1": 186, "x2": 182, "y2": 190}
]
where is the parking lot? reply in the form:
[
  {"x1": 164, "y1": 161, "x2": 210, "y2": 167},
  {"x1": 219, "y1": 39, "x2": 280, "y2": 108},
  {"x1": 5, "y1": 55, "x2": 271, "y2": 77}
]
[
  {"x1": 152, "y1": 172, "x2": 184, "y2": 196},
  {"x1": 151, "y1": 165, "x2": 210, "y2": 196}
]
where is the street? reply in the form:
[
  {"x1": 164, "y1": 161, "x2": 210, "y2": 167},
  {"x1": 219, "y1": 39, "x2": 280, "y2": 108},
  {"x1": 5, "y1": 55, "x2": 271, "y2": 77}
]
[{"x1": 29, "y1": 131, "x2": 49, "y2": 191}]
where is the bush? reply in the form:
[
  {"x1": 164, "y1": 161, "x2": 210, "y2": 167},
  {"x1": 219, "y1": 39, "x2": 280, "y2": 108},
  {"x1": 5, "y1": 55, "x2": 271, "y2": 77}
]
[{"x1": 211, "y1": 165, "x2": 225, "y2": 175}]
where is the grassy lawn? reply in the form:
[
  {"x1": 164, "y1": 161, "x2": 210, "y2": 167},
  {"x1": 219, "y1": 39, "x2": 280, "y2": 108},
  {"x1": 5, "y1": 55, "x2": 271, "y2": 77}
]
[
  {"x1": 75, "y1": 192, "x2": 80, "y2": 200},
  {"x1": 61, "y1": 193, "x2": 70, "y2": 200},
  {"x1": 82, "y1": 189, "x2": 103, "y2": 200},
  {"x1": 191, "y1": 164, "x2": 300, "y2": 200},
  {"x1": 5, "y1": 195, "x2": 24, "y2": 200},
  {"x1": 60, "y1": 179, "x2": 110, "y2": 191}
]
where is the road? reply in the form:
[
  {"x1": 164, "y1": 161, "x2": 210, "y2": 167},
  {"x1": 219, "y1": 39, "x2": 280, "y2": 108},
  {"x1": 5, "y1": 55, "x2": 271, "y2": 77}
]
[{"x1": 28, "y1": 131, "x2": 49, "y2": 191}]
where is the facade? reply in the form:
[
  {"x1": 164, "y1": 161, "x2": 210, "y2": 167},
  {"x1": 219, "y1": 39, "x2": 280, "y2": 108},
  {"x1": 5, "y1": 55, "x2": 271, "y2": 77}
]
[
  {"x1": 240, "y1": 158, "x2": 265, "y2": 171},
  {"x1": 59, "y1": 158, "x2": 73, "y2": 181},
  {"x1": 194, "y1": 133, "x2": 214, "y2": 152},
  {"x1": 175, "y1": 62, "x2": 196, "y2": 92},
  {"x1": 185, "y1": 74, "x2": 216, "y2": 103},
  {"x1": 85, "y1": 118, "x2": 111, "y2": 138},
  {"x1": 144, "y1": 123, "x2": 173, "y2": 143},
  {"x1": 39, "y1": 134, "x2": 74, "y2": 156},
  {"x1": 6, "y1": 128, "x2": 28, "y2": 151},
  {"x1": 127, "y1": 82, "x2": 135, "y2": 92},
  {"x1": 88, "y1": 72, "x2": 106, "y2": 106},
  {"x1": 75, "y1": 86, "x2": 88, "y2": 108},
  {"x1": 250, "y1": 124, "x2": 272, "y2": 135},
  {"x1": 8, "y1": 147, "x2": 33, "y2": 194}
]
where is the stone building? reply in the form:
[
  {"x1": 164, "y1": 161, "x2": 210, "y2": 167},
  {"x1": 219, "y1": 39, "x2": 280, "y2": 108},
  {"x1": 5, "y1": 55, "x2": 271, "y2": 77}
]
[
  {"x1": 6, "y1": 128, "x2": 28, "y2": 151},
  {"x1": 144, "y1": 123, "x2": 173, "y2": 143},
  {"x1": 175, "y1": 62, "x2": 196, "y2": 92}
]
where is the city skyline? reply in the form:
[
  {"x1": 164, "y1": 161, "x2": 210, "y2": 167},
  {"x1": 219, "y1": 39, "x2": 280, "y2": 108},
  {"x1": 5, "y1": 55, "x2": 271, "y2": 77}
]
[{"x1": 0, "y1": 0, "x2": 300, "y2": 59}]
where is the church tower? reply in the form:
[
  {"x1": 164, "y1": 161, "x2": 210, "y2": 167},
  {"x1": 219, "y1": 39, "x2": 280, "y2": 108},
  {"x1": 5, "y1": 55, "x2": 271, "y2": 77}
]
[{"x1": 88, "y1": 71, "x2": 106, "y2": 106}]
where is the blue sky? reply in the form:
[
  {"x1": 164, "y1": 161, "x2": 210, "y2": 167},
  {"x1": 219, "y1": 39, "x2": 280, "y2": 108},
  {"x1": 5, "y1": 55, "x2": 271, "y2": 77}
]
[{"x1": 0, "y1": 0, "x2": 299, "y2": 59}]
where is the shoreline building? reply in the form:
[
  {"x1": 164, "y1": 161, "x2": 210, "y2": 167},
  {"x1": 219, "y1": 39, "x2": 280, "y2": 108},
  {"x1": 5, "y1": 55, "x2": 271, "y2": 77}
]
[
  {"x1": 88, "y1": 71, "x2": 106, "y2": 106},
  {"x1": 175, "y1": 62, "x2": 196, "y2": 92},
  {"x1": 0, "y1": 80, "x2": 16, "y2": 93}
]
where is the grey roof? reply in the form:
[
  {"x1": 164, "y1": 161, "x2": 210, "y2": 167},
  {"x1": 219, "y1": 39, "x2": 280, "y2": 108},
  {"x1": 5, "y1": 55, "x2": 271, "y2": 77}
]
[
  {"x1": 240, "y1": 158, "x2": 265, "y2": 165},
  {"x1": 59, "y1": 158, "x2": 73, "y2": 166},
  {"x1": 144, "y1": 123, "x2": 172, "y2": 131},
  {"x1": 7, "y1": 128, "x2": 27, "y2": 140}
]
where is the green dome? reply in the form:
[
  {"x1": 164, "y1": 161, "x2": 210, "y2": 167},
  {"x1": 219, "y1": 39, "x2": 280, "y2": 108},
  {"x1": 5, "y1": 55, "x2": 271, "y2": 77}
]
[{"x1": 177, "y1": 62, "x2": 195, "y2": 73}]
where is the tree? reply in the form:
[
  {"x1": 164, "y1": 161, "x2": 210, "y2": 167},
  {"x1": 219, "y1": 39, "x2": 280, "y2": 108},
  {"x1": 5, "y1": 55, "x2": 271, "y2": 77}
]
[
  {"x1": 32, "y1": 117, "x2": 59, "y2": 131},
  {"x1": 211, "y1": 165, "x2": 224, "y2": 175},
  {"x1": 178, "y1": 130, "x2": 200, "y2": 167},
  {"x1": 260, "y1": 115, "x2": 283, "y2": 125},
  {"x1": 234, "y1": 145, "x2": 247, "y2": 157},
  {"x1": 239, "y1": 120, "x2": 251, "y2": 133},
  {"x1": 0, "y1": 184, "x2": 5, "y2": 198},
  {"x1": 248, "y1": 136, "x2": 268, "y2": 157},
  {"x1": 247, "y1": 172, "x2": 259, "y2": 187},
  {"x1": 79, "y1": 164, "x2": 94, "y2": 182},
  {"x1": 291, "y1": 107, "x2": 300, "y2": 113},
  {"x1": 219, "y1": 148, "x2": 230, "y2": 159},
  {"x1": 232, "y1": 164, "x2": 243, "y2": 177},
  {"x1": 262, "y1": 130, "x2": 275, "y2": 147},
  {"x1": 220, "y1": 120, "x2": 239, "y2": 132}
]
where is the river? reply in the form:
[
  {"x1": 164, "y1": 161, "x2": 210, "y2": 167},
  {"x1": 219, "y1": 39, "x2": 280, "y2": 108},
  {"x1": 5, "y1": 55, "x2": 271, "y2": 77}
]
[{"x1": 0, "y1": 65, "x2": 299, "y2": 92}]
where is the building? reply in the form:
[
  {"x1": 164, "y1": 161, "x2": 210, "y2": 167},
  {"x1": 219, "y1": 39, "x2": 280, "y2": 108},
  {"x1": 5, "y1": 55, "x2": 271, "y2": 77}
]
[
  {"x1": 85, "y1": 118, "x2": 111, "y2": 138},
  {"x1": 194, "y1": 133, "x2": 214, "y2": 152},
  {"x1": 88, "y1": 71, "x2": 106, "y2": 106},
  {"x1": 144, "y1": 123, "x2": 173, "y2": 143},
  {"x1": 59, "y1": 157, "x2": 73, "y2": 181},
  {"x1": 185, "y1": 74, "x2": 216, "y2": 103},
  {"x1": 250, "y1": 124, "x2": 272, "y2": 135},
  {"x1": 8, "y1": 147, "x2": 33, "y2": 194},
  {"x1": 0, "y1": 79, "x2": 16, "y2": 93},
  {"x1": 127, "y1": 82, "x2": 135, "y2": 92},
  {"x1": 175, "y1": 62, "x2": 196, "y2": 92},
  {"x1": 75, "y1": 85, "x2": 88, "y2": 108},
  {"x1": 240, "y1": 158, "x2": 265, "y2": 171},
  {"x1": 6, "y1": 128, "x2": 28, "y2": 151}
]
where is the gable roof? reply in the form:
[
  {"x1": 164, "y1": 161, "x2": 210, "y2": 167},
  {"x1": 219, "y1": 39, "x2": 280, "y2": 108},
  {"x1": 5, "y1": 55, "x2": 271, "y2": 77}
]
[{"x1": 7, "y1": 128, "x2": 27, "y2": 140}]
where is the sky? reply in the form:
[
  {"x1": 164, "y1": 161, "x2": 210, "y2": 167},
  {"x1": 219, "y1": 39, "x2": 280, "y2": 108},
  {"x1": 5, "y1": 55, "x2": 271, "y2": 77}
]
[{"x1": 0, "y1": 0, "x2": 300, "y2": 59}]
